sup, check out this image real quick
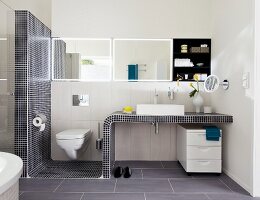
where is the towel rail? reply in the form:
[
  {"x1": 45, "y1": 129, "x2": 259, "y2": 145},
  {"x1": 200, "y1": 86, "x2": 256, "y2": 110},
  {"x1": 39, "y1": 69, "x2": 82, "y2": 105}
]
[
  {"x1": 126, "y1": 69, "x2": 147, "y2": 72},
  {"x1": 126, "y1": 64, "x2": 147, "y2": 72},
  {"x1": 126, "y1": 64, "x2": 146, "y2": 67}
]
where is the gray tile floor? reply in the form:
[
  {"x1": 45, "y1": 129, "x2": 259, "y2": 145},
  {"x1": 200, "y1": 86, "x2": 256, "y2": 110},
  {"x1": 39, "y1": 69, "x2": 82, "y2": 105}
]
[{"x1": 19, "y1": 161, "x2": 259, "y2": 200}]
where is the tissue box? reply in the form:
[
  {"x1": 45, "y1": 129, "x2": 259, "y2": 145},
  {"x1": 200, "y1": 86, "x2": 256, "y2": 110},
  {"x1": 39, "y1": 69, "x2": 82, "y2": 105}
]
[
  {"x1": 200, "y1": 47, "x2": 210, "y2": 53},
  {"x1": 190, "y1": 47, "x2": 210, "y2": 53},
  {"x1": 190, "y1": 47, "x2": 201, "y2": 53}
]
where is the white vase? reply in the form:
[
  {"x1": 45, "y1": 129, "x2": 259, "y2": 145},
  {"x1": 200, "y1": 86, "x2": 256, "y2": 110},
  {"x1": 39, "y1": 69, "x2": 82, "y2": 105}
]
[{"x1": 192, "y1": 92, "x2": 204, "y2": 113}]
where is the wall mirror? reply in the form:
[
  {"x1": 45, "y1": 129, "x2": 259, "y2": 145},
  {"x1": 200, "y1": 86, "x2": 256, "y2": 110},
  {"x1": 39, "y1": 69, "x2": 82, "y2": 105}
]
[
  {"x1": 113, "y1": 39, "x2": 173, "y2": 81},
  {"x1": 52, "y1": 38, "x2": 112, "y2": 81}
]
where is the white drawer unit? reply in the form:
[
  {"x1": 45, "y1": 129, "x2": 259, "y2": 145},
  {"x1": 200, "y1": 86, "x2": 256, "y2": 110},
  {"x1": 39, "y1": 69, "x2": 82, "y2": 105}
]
[
  {"x1": 186, "y1": 160, "x2": 222, "y2": 173},
  {"x1": 187, "y1": 133, "x2": 222, "y2": 146},
  {"x1": 187, "y1": 146, "x2": 221, "y2": 160},
  {"x1": 177, "y1": 124, "x2": 222, "y2": 174}
]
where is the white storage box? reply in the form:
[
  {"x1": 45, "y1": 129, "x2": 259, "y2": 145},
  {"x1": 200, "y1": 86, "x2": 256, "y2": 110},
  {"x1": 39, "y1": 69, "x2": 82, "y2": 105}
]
[{"x1": 177, "y1": 124, "x2": 222, "y2": 174}]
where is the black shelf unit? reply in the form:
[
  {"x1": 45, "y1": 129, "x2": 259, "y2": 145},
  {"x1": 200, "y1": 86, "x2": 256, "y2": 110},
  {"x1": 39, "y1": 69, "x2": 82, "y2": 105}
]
[{"x1": 173, "y1": 38, "x2": 211, "y2": 81}]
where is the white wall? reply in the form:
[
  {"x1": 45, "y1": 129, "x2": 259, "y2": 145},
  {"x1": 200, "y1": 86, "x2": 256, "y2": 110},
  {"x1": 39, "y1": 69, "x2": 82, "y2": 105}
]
[
  {"x1": 51, "y1": 0, "x2": 213, "y2": 161},
  {"x1": 253, "y1": 0, "x2": 260, "y2": 196},
  {"x1": 51, "y1": 81, "x2": 211, "y2": 161},
  {"x1": 0, "y1": 0, "x2": 51, "y2": 28},
  {"x1": 211, "y1": 0, "x2": 254, "y2": 194},
  {"x1": 52, "y1": 0, "x2": 212, "y2": 38}
]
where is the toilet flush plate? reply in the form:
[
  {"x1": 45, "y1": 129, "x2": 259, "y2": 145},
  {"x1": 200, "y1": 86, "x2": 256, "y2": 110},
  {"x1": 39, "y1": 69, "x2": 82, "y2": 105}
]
[{"x1": 72, "y1": 94, "x2": 89, "y2": 106}]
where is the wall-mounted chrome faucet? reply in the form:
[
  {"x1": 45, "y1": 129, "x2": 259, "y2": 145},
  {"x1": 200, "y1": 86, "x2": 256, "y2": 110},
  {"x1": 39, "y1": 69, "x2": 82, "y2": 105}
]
[{"x1": 168, "y1": 87, "x2": 174, "y2": 100}]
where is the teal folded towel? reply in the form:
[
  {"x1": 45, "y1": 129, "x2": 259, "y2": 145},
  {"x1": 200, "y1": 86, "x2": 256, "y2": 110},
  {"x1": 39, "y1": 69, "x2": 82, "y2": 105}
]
[
  {"x1": 128, "y1": 64, "x2": 138, "y2": 80},
  {"x1": 204, "y1": 126, "x2": 221, "y2": 141}
]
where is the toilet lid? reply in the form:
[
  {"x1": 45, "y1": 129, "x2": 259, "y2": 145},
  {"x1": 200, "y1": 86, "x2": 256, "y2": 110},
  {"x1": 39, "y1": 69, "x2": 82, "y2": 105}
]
[{"x1": 56, "y1": 129, "x2": 91, "y2": 140}]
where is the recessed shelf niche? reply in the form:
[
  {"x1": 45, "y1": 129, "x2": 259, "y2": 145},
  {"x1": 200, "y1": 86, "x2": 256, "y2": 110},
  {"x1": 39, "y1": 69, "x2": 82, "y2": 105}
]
[{"x1": 173, "y1": 38, "x2": 211, "y2": 82}]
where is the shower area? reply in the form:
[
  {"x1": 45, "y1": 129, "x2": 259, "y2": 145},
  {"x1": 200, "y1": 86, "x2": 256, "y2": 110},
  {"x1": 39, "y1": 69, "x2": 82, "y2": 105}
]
[
  {"x1": 0, "y1": 3, "x2": 103, "y2": 179},
  {"x1": 0, "y1": 1, "x2": 15, "y2": 155}
]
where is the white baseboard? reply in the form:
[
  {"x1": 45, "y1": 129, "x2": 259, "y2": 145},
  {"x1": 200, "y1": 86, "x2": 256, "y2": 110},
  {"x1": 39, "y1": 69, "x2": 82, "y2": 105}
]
[{"x1": 223, "y1": 168, "x2": 252, "y2": 195}]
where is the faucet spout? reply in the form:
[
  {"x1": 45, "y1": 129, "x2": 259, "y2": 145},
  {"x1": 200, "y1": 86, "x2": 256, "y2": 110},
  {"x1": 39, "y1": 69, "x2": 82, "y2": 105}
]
[
  {"x1": 168, "y1": 87, "x2": 174, "y2": 100},
  {"x1": 151, "y1": 122, "x2": 159, "y2": 134}
]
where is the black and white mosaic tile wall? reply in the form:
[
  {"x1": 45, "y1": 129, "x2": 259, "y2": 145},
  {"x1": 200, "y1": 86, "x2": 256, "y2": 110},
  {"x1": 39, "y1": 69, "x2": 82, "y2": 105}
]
[
  {"x1": 15, "y1": 11, "x2": 51, "y2": 177},
  {"x1": 27, "y1": 12, "x2": 52, "y2": 177},
  {"x1": 15, "y1": 11, "x2": 102, "y2": 178},
  {"x1": 15, "y1": 11, "x2": 30, "y2": 177}
]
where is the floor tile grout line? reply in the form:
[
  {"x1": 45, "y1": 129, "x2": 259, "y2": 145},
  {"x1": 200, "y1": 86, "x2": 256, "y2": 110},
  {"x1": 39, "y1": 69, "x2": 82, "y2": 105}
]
[
  {"x1": 204, "y1": 193, "x2": 211, "y2": 200},
  {"x1": 160, "y1": 161, "x2": 164, "y2": 168},
  {"x1": 26, "y1": 191, "x2": 242, "y2": 194},
  {"x1": 52, "y1": 178, "x2": 65, "y2": 192},
  {"x1": 168, "y1": 178, "x2": 175, "y2": 193},
  {"x1": 113, "y1": 179, "x2": 117, "y2": 193},
  {"x1": 218, "y1": 178, "x2": 234, "y2": 193},
  {"x1": 20, "y1": 161, "x2": 249, "y2": 198},
  {"x1": 79, "y1": 193, "x2": 84, "y2": 200}
]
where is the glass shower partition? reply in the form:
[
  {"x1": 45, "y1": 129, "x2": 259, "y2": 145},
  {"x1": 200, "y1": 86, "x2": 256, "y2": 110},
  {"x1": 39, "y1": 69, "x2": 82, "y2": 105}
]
[{"x1": 0, "y1": 2, "x2": 15, "y2": 153}]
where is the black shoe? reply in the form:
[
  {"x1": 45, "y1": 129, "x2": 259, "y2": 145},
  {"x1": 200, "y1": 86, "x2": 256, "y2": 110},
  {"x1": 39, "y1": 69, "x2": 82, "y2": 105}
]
[
  {"x1": 123, "y1": 167, "x2": 132, "y2": 178},
  {"x1": 113, "y1": 166, "x2": 124, "y2": 178}
]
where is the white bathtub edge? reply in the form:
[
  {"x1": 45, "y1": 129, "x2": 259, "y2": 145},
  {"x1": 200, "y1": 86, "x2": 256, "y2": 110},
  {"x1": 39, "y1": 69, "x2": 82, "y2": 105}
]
[{"x1": 0, "y1": 152, "x2": 23, "y2": 195}]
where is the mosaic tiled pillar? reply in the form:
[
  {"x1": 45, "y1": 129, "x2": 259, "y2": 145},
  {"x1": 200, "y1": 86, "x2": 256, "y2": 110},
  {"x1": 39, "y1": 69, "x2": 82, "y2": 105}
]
[{"x1": 15, "y1": 11, "x2": 51, "y2": 177}]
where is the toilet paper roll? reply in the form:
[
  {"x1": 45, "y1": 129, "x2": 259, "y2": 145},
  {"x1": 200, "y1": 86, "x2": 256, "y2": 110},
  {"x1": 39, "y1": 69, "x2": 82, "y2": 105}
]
[
  {"x1": 33, "y1": 113, "x2": 47, "y2": 132},
  {"x1": 39, "y1": 123, "x2": 45, "y2": 132}
]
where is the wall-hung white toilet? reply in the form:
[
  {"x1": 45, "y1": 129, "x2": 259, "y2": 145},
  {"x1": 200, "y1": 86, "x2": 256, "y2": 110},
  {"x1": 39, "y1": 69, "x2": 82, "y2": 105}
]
[{"x1": 56, "y1": 129, "x2": 92, "y2": 160}]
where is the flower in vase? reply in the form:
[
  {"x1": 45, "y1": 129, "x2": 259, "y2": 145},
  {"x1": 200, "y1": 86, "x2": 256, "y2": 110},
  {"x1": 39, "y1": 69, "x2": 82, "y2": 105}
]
[{"x1": 189, "y1": 74, "x2": 200, "y2": 98}]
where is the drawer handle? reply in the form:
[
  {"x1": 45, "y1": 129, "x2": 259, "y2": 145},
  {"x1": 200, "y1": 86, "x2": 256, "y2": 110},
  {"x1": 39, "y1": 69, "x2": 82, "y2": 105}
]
[
  {"x1": 198, "y1": 147, "x2": 210, "y2": 151},
  {"x1": 197, "y1": 161, "x2": 210, "y2": 165}
]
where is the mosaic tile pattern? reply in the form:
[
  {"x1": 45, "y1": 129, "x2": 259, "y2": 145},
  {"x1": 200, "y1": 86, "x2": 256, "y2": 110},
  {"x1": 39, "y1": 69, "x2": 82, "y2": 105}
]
[
  {"x1": 15, "y1": 11, "x2": 30, "y2": 177},
  {"x1": 27, "y1": 11, "x2": 52, "y2": 177},
  {"x1": 103, "y1": 112, "x2": 233, "y2": 178},
  {"x1": 15, "y1": 10, "x2": 51, "y2": 177},
  {"x1": 32, "y1": 161, "x2": 102, "y2": 178},
  {"x1": 15, "y1": 11, "x2": 103, "y2": 179}
]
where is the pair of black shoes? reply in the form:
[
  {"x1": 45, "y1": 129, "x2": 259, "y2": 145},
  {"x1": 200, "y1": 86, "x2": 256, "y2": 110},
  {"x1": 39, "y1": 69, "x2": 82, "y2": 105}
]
[{"x1": 113, "y1": 166, "x2": 132, "y2": 178}]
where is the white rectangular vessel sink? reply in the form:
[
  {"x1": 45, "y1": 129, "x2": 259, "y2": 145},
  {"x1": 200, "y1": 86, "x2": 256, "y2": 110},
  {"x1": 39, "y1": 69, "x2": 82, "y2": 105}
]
[{"x1": 136, "y1": 104, "x2": 185, "y2": 116}]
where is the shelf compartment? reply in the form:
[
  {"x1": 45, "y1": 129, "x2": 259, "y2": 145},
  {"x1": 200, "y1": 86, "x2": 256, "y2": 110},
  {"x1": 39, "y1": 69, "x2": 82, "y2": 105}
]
[{"x1": 173, "y1": 38, "x2": 211, "y2": 81}]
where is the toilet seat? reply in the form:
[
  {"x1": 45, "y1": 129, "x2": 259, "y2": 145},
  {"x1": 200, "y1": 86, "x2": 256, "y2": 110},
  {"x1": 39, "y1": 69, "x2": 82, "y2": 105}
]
[{"x1": 56, "y1": 129, "x2": 91, "y2": 140}]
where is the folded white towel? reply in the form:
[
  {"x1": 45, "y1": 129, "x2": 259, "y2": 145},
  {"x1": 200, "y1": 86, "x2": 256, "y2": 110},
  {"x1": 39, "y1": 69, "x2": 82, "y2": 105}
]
[{"x1": 174, "y1": 59, "x2": 194, "y2": 67}]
